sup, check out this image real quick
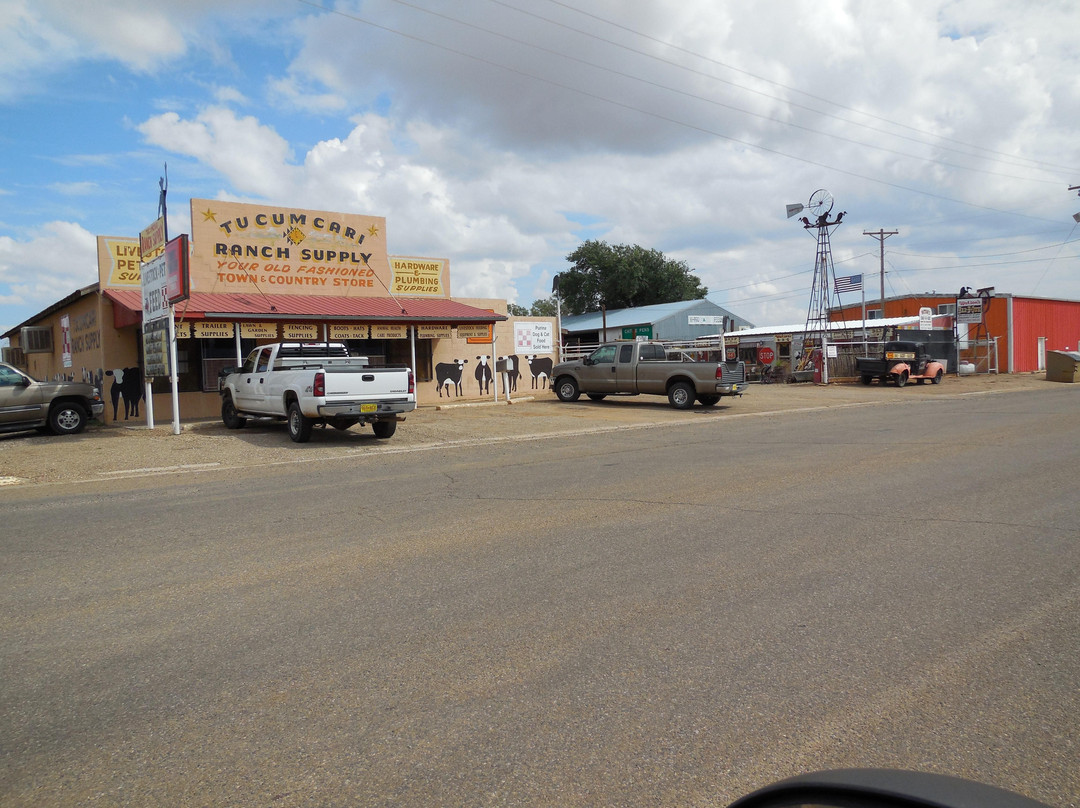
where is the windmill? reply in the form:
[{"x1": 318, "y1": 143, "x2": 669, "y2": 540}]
[{"x1": 787, "y1": 190, "x2": 846, "y2": 383}]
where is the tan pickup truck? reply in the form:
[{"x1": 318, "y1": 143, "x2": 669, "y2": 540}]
[
  {"x1": 0, "y1": 362, "x2": 105, "y2": 435},
  {"x1": 551, "y1": 341, "x2": 747, "y2": 409}
]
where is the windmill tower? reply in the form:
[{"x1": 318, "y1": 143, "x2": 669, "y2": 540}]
[{"x1": 791, "y1": 189, "x2": 845, "y2": 383}]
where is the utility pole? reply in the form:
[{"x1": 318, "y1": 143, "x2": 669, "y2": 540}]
[{"x1": 863, "y1": 229, "x2": 898, "y2": 317}]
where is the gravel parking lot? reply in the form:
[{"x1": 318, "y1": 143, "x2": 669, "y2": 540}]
[{"x1": 0, "y1": 373, "x2": 1051, "y2": 487}]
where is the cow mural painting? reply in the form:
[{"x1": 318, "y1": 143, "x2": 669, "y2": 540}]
[
  {"x1": 105, "y1": 367, "x2": 144, "y2": 420},
  {"x1": 475, "y1": 355, "x2": 493, "y2": 395},
  {"x1": 526, "y1": 355, "x2": 553, "y2": 389},
  {"x1": 435, "y1": 358, "x2": 468, "y2": 397},
  {"x1": 497, "y1": 354, "x2": 521, "y2": 393}
]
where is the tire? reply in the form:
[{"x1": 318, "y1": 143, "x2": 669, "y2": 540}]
[
  {"x1": 372, "y1": 419, "x2": 397, "y2": 439},
  {"x1": 221, "y1": 396, "x2": 247, "y2": 429},
  {"x1": 287, "y1": 401, "x2": 313, "y2": 443},
  {"x1": 668, "y1": 382, "x2": 695, "y2": 410},
  {"x1": 48, "y1": 401, "x2": 87, "y2": 435},
  {"x1": 330, "y1": 417, "x2": 359, "y2": 431},
  {"x1": 555, "y1": 376, "x2": 580, "y2": 402},
  {"x1": 932, "y1": 369, "x2": 943, "y2": 384},
  {"x1": 896, "y1": 371, "x2": 908, "y2": 388},
  {"x1": 860, "y1": 374, "x2": 873, "y2": 385},
  {"x1": 698, "y1": 395, "x2": 720, "y2": 406},
  {"x1": 586, "y1": 393, "x2": 607, "y2": 401}
]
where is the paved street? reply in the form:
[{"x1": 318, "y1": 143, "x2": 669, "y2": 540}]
[{"x1": 1, "y1": 383, "x2": 1077, "y2": 806}]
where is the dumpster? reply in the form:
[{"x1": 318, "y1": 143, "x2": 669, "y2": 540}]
[{"x1": 1045, "y1": 350, "x2": 1080, "y2": 383}]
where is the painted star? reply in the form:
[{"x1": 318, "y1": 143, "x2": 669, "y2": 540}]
[
  {"x1": 368, "y1": 224, "x2": 380, "y2": 238},
  {"x1": 202, "y1": 208, "x2": 217, "y2": 222}
]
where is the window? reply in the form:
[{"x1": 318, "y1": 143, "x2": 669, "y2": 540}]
[
  {"x1": 867, "y1": 308, "x2": 883, "y2": 320},
  {"x1": 638, "y1": 344, "x2": 665, "y2": 361},
  {"x1": 589, "y1": 345, "x2": 617, "y2": 364},
  {"x1": 937, "y1": 303, "x2": 955, "y2": 315},
  {"x1": 0, "y1": 366, "x2": 27, "y2": 386},
  {"x1": 619, "y1": 344, "x2": 634, "y2": 363}
]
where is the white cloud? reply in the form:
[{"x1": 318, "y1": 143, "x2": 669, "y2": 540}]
[
  {"x1": 0, "y1": 221, "x2": 97, "y2": 329},
  {"x1": 138, "y1": 107, "x2": 299, "y2": 199}
]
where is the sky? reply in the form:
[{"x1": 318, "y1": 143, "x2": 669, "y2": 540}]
[{"x1": 2, "y1": 0, "x2": 1079, "y2": 341}]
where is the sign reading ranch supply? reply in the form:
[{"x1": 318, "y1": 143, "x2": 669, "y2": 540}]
[{"x1": 190, "y1": 199, "x2": 393, "y2": 297}]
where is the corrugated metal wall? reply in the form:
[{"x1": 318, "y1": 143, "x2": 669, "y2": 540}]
[{"x1": 1010, "y1": 298, "x2": 1080, "y2": 372}]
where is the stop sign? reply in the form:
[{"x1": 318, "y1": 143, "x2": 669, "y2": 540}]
[{"x1": 758, "y1": 346, "x2": 775, "y2": 364}]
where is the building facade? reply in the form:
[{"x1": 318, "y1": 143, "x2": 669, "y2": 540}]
[{"x1": 2, "y1": 200, "x2": 559, "y2": 423}]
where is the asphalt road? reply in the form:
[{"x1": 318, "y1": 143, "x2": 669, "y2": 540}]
[{"x1": 1, "y1": 386, "x2": 1078, "y2": 807}]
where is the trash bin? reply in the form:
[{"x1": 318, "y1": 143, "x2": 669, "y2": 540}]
[{"x1": 1046, "y1": 350, "x2": 1080, "y2": 383}]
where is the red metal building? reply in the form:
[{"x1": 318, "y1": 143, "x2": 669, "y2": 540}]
[{"x1": 831, "y1": 293, "x2": 1080, "y2": 373}]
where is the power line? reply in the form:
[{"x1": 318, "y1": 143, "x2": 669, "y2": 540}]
[{"x1": 294, "y1": 0, "x2": 1070, "y2": 223}]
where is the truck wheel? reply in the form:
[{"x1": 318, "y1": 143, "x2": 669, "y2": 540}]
[
  {"x1": 49, "y1": 401, "x2": 87, "y2": 435},
  {"x1": 221, "y1": 396, "x2": 247, "y2": 429},
  {"x1": 932, "y1": 369, "x2": 943, "y2": 384},
  {"x1": 372, "y1": 419, "x2": 397, "y2": 439},
  {"x1": 668, "y1": 382, "x2": 695, "y2": 410},
  {"x1": 287, "y1": 402, "x2": 313, "y2": 443},
  {"x1": 555, "y1": 377, "x2": 580, "y2": 402},
  {"x1": 586, "y1": 393, "x2": 607, "y2": 401},
  {"x1": 698, "y1": 395, "x2": 720, "y2": 406},
  {"x1": 895, "y1": 371, "x2": 908, "y2": 388},
  {"x1": 860, "y1": 375, "x2": 873, "y2": 385}
]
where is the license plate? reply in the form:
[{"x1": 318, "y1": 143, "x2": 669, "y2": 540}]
[
  {"x1": 732, "y1": 384, "x2": 739, "y2": 392},
  {"x1": 361, "y1": 403, "x2": 377, "y2": 413}
]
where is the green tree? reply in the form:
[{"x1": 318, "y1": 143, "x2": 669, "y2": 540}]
[
  {"x1": 529, "y1": 297, "x2": 558, "y2": 317},
  {"x1": 506, "y1": 303, "x2": 529, "y2": 316},
  {"x1": 558, "y1": 240, "x2": 707, "y2": 315}
]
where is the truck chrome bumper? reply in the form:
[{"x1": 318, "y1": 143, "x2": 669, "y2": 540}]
[{"x1": 318, "y1": 400, "x2": 416, "y2": 417}]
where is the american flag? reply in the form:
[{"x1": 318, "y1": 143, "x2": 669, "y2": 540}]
[{"x1": 834, "y1": 274, "x2": 863, "y2": 294}]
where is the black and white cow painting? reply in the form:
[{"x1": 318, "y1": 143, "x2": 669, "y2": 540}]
[
  {"x1": 435, "y1": 358, "x2": 468, "y2": 397},
  {"x1": 526, "y1": 355, "x2": 553, "y2": 389},
  {"x1": 475, "y1": 355, "x2": 493, "y2": 395}
]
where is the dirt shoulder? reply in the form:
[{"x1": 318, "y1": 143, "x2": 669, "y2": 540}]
[{"x1": 0, "y1": 373, "x2": 1054, "y2": 487}]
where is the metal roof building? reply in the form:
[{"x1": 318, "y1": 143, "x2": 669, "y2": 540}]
[{"x1": 560, "y1": 300, "x2": 753, "y2": 343}]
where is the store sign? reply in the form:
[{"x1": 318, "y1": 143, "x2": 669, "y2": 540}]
[
  {"x1": 688, "y1": 315, "x2": 723, "y2": 325},
  {"x1": 371, "y1": 324, "x2": 408, "y2": 339},
  {"x1": 175, "y1": 322, "x2": 192, "y2": 339},
  {"x1": 416, "y1": 325, "x2": 452, "y2": 339},
  {"x1": 60, "y1": 315, "x2": 72, "y2": 368},
  {"x1": 956, "y1": 297, "x2": 983, "y2": 324},
  {"x1": 515, "y1": 321, "x2": 554, "y2": 354},
  {"x1": 919, "y1": 306, "x2": 934, "y2": 330},
  {"x1": 140, "y1": 253, "x2": 170, "y2": 324},
  {"x1": 193, "y1": 321, "x2": 234, "y2": 339},
  {"x1": 282, "y1": 323, "x2": 319, "y2": 340},
  {"x1": 329, "y1": 324, "x2": 370, "y2": 340},
  {"x1": 140, "y1": 217, "x2": 166, "y2": 262},
  {"x1": 390, "y1": 256, "x2": 448, "y2": 297},
  {"x1": 189, "y1": 199, "x2": 391, "y2": 297},
  {"x1": 621, "y1": 325, "x2": 653, "y2": 339},
  {"x1": 457, "y1": 324, "x2": 491, "y2": 340},
  {"x1": 143, "y1": 319, "x2": 170, "y2": 378},
  {"x1": 97, "y1": 236, "x2": 141, "y2": 288},
  {"x1": 240, "y1": 322, "x2": 278, "y2": 339}
]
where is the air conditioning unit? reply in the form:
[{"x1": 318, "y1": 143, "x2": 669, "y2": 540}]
[
  {"x1": 2, "y1": 345, "x2": 27, "y2": 366},
  {"x1": 20, "y1": 326, "x2": 53, "y2": 353}
]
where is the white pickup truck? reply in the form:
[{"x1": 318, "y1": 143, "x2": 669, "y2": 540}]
[{"x1": 219, "y1": 342, "x2": 415, "y2": 442}]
